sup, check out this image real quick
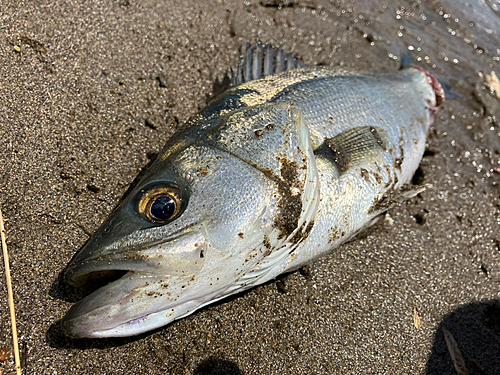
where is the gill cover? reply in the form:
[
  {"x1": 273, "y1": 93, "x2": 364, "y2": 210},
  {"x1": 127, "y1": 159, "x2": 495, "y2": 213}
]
[
  {"x1": 206, "y1": 102, "x2": 320, "y2": 254},
  {"x1": 211, "y1": 103, "x2": 321, "y2": 286}
]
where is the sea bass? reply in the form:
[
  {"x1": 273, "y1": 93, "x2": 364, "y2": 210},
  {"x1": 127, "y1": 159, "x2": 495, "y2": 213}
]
[{"x1": 62, "y1": 43, "x2": 444, "y2": 338}]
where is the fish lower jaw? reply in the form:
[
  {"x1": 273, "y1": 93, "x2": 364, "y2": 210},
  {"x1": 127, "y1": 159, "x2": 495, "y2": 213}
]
[
  {"x1": 79, "y1": 309, "x2": 176, "y2": 338},
  {"x1": 62, "y1": 272, "x2": 228, "y2": 338},
  {"x1": 63, "y1": 296, "x2": 185, "y2": 338},
  {"x1": 88, "y1": 290, "x2": 221, "y2": 338}
]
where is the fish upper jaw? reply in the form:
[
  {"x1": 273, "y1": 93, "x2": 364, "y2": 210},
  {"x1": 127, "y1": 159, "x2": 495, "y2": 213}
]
[{"x1": 64, "y1": 221, "x2": 207, "y2": 291}]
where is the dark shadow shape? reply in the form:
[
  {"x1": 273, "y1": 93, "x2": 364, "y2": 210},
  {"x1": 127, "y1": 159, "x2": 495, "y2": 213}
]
[
  {"x1": 259, "y1": 1, "x2": 298, "y2": 9},
  {"x1": 439, "y1": 80, "x2": 460, "y2": 100},
  {"x1": 426, "y1": 299, "x2": 500, "y2": 375},
  {"x1": 193, "y1": 357, "x2": 244, "y2": 375},
  {"x1": 49, "y1": 269, "x2": 87, "y2": 303},
  {"x1": 412, "y1": 166, "x2": 425, "y2": 186},
  {"x1": 206, "y1": 73, "x2": 232, "y2": 105}
]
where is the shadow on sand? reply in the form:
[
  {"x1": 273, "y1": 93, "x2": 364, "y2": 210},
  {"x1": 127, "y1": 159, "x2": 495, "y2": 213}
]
[
  {"x1": 426, "y1": 299, "x2": 500, "y2": 375},
  {"x1": 193, "y1": 357, "x2": 243, "y2": 375}
]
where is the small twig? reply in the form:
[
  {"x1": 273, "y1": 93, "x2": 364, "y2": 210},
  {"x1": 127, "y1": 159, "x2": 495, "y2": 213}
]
[
  {"x1": 46, "y1": 90, "x2": 55, "y2": 105},
  {"x1": 0, "y1": 208, "x2": 21, "y2": 375},
  {"x1": 443, "y1": 328, "x2": 469, "y2": 375},
  {"x1": 413, "y1": 303, "x2": 422, "y2": 329}
]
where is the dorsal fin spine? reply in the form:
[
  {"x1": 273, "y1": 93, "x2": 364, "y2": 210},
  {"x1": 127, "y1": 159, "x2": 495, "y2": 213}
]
[{"x1": 231, "y1": 42, "x2": 307, "y2": 86}]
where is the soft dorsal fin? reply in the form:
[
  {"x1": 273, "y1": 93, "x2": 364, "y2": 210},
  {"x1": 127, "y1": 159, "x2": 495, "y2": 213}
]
[
  {"x1": 315, "y1": 126, "x2": 389, "y2": 172},
  {"x1": 231, "y1": 42, "x2": 307, "y2": 86}
]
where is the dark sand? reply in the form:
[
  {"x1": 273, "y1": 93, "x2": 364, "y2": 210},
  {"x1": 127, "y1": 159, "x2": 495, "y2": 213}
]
[{"x1": 1, "y1": 0, "x2": 500, "y2": 374}]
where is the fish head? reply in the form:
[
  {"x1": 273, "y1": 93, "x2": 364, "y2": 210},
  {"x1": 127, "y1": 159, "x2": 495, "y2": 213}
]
[{"x1": 63, "y1": 103, "x2": 319, "y2": 338}]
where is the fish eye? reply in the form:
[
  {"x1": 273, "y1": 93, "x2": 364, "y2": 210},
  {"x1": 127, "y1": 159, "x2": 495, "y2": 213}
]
[
  {"x1": 149, "y1": 194, "x2": 176, "y2": 221},
  {"x1": 137, "y1": 184, "x2": 183, "y2": 224}
]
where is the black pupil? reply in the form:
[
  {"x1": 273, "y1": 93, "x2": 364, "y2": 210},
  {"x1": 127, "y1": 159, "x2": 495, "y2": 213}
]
[{"x1": 150, "y1": 195, "x2": 176, "y2": 221}]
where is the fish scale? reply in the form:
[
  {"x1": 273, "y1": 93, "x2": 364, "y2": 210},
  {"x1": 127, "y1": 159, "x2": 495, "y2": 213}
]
[{"x1": 62, "y1": 43, "x2": 444, "y2": 338}]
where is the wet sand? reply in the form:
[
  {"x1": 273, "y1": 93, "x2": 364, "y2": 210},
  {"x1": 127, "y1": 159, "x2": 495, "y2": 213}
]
[{"x1": 1, "y1": 0, "x2": 500, "y2": 374}]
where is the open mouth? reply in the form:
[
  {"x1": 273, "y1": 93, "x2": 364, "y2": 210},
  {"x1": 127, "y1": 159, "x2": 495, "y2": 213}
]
[
  {"x1": 65, "y1": 226, "x2": 207, "y2": 287},
  {"x1": 66, "y1": 269, "x2": 129, "y2": 294},
  {"x1": 62, "y1": 229, "x2": 209, "y2": 338}
]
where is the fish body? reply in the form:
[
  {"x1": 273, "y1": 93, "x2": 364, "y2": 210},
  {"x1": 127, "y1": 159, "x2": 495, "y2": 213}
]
[{"x1": 62, "y1": 44, "x2": 444, "y2": 338}]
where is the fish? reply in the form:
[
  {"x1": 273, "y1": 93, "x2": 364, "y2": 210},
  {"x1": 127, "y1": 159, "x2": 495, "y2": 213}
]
[{"x1": 62, "y1": 43, "x2": 444, "y2": 338}]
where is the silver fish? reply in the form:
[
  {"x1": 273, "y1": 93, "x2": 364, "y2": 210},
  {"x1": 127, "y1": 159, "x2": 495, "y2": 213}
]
[{"x1": 62, "y1": 43, "x2": 444, "y2": 338}]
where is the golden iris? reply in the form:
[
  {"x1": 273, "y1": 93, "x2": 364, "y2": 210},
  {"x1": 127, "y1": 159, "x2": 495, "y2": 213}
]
[{"x1": 138, "y1": 184, "x2": 183, "y2": 223}]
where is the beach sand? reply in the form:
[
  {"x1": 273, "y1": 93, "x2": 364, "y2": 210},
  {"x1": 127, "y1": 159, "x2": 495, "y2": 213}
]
[{"x1": 1, "y1": 0, "x2": 499, "y2": 373}]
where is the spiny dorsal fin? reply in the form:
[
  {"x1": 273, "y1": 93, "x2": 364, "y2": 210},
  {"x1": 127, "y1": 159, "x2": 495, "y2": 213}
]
[
  {"x1": 231, "y1": 42, "x2": 307, "y2": 86},
  {"x1": 316, "y1": 126, "x2": 389, "y2": 172}
]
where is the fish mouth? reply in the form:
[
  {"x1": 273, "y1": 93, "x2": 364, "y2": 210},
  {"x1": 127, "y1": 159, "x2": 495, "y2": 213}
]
[
  {"x1": 62, "y1": 229, "x2": 209, "y2": 338},
  {"x1": 62, "y1": 271, "x2": 216, "y2": 338},
  {"x1": 65, "y1": 224, "x2": 207, "y2": 290},
  {"x1": 65, "y1": 242, "x2": 205, "y2": 293}
]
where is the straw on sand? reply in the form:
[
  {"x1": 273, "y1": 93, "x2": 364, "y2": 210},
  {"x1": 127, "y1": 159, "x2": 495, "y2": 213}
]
[{"x1": 0, "y1": 208, "x2": 21, "y2": 375}]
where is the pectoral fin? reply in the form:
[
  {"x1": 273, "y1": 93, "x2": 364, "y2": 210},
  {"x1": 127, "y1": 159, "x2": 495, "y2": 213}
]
[{"x1": 316, "y1": 126, "x2": 389, "y2": 172}]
